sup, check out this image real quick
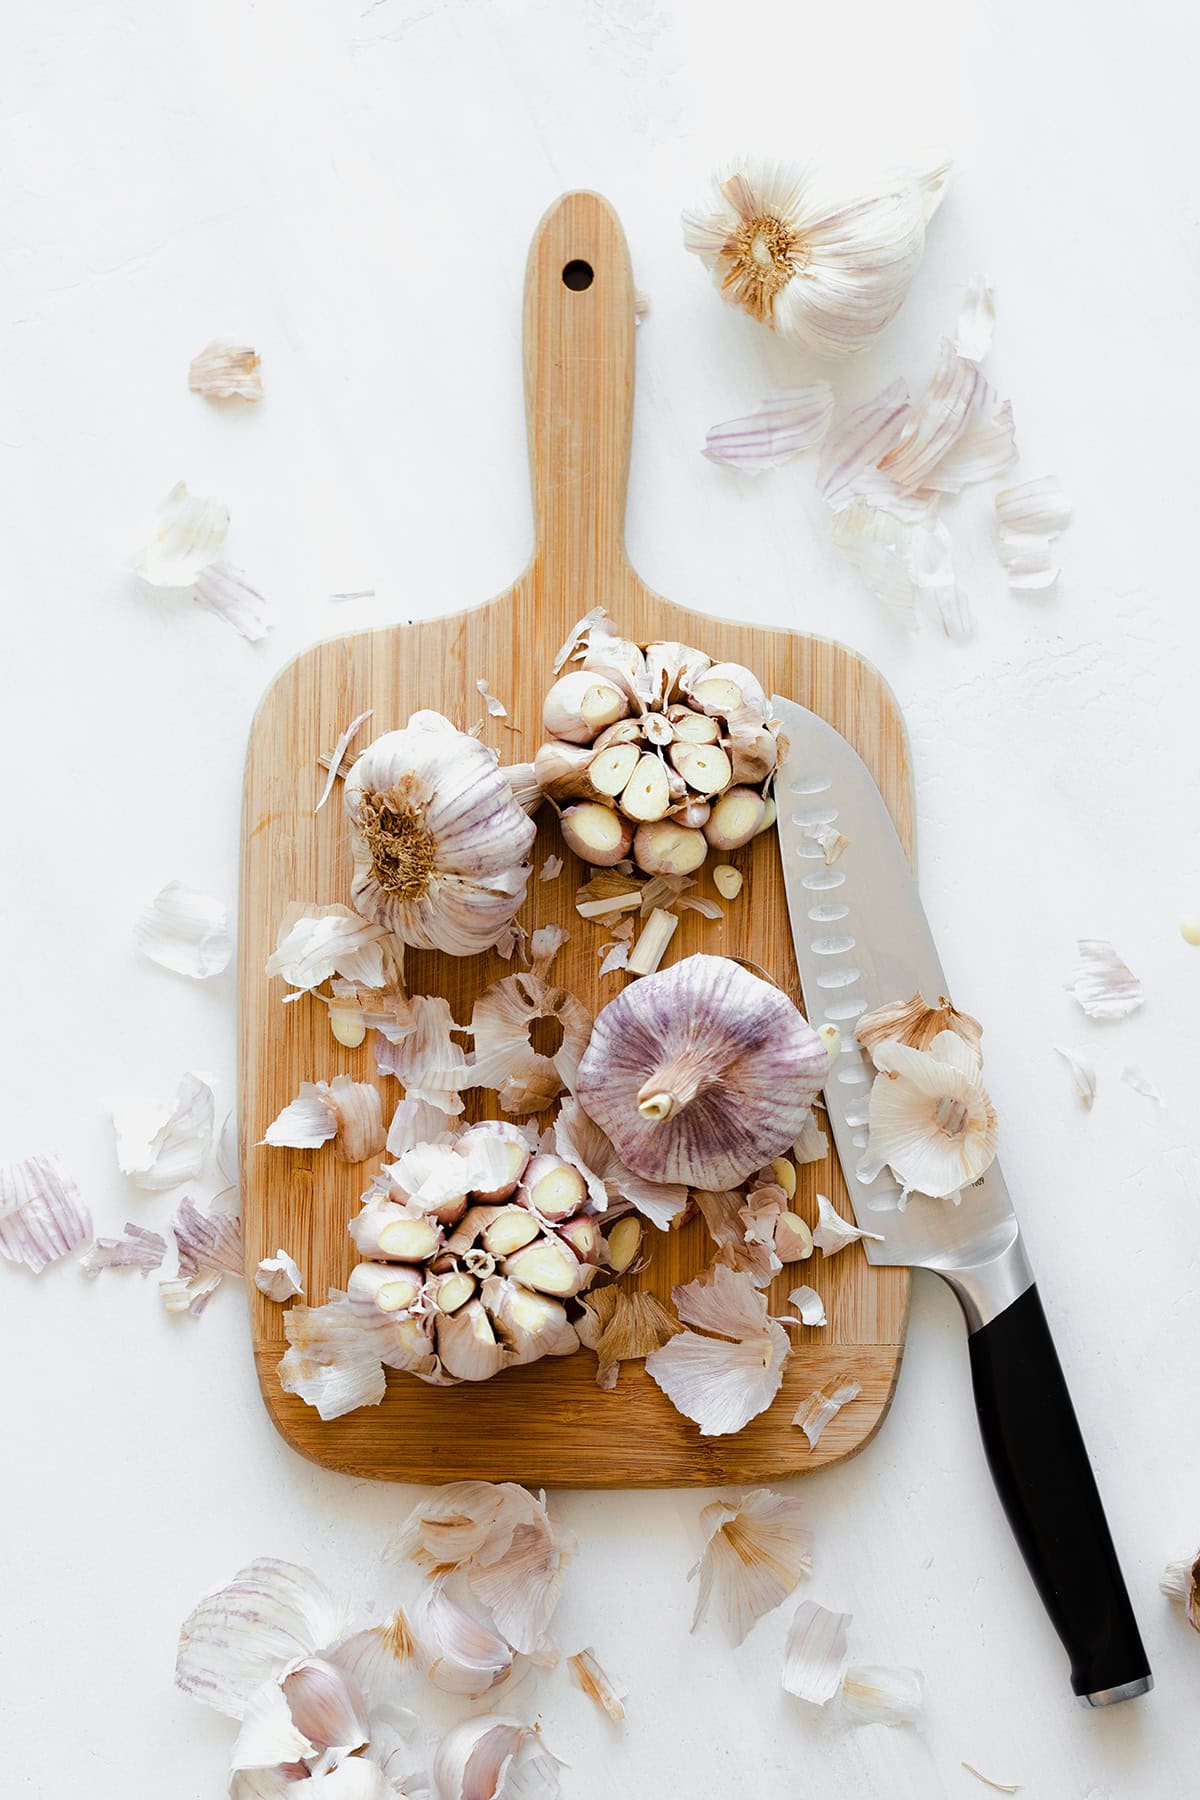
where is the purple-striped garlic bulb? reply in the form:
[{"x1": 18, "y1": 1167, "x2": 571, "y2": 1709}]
[{"x1": 575, "y1": 954, "x2": 829, "y2": 1188}]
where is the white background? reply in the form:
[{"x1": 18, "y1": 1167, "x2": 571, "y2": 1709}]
[{"x1": 3, "y1": 2, "x2": 1198, "y2": 1795}]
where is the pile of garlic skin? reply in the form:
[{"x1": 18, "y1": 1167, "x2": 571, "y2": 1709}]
[{"x1": 535, "y1": 611, "x2": 780, "y2": 883}]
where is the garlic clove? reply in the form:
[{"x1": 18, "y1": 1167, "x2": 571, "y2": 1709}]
[
  {"x1": 689, "y1": 1486, "x2": 813, "y2": 1644},
  {"x1": 519, "y1": 1153, "x2": 587, "y2": 1222},
  {"x1": 410, "y1": 1578, "x2": 513, "y2": 1697},
  {"x1": 481, "y1": 1205, "x2": 543, "y2": 1257},
  {"x1": 482, "y1": 1276, "x2": 579, "y2": 1364},
  {"x1": 533, "y1": 739, "x2": 597, "y2": 803},
  {"x1": 605, "y1": 1214, "x2": 644, "y2": 1273},
  {"x1": 769, "y1": 1156, "x2": 797, "y2": 1199},
  {"x1": 668, "y1": 740, "x2": 733, "y2": 795},
  {"x1": 354, "y1": 1206, "x2": 441, "y2": 1263},
  {"x1": 632, "y1": 820, "x2": 708, "y2": 877},
  {"x1": 558, "y1": 1215, "x2": 601, "y2": 1262},
  {"x1": 704, "y1": 786, "x2": 766, "y2": 851},
  {"x1": 280, "y1": 1655, "x2": 370, "y2": 1755},
  {"x1": 782, "y1": 1600, "x2": 851, "y2": 1704},
  {"x1": 560, "y1": 801, "x2": 634, "y2": 867},
  {"x1": 711, "y1": 863, "x2": 743, "y2": 900},
  {"x1": 686, "y1": 660, "x2": 768, "y2": 720},
  {"x1": 433, "y1": 1270, "x2": 478, "y2": 1314},
  {"x1": 435, "y1": 1299, "x2": 506, "y2": 1381},
  {"x1": 542, "y1": 669, "x2": 629, "y2": 743},
  {"x1": 347, "y1": 1261, "x2": 424, "y2": 1316},
  {"x1": 625, "y1": 906, "x2": 680, "y2": 976},
  {"x1": 666, "y1": 705, "x2": 721, "y2": 745},
  {"x1": 775, "y1": 1212, "x2": 814, "y2": 1262},
  {"x1": 329, "y1": 1007, "x2": 368, "y2": 1049},
  {"x1": 0, "y1": 1153, "x2": 92, "y2": 1274},
  {"x1": 588, "y1": 742, "x2": 641, "y2": 797},
  {"x1": 502, "y1": 1234, "x2": 591, "y2": 1298},
  {"x1": 619, "y1": 754, "x2": 672, "y2": 823}
]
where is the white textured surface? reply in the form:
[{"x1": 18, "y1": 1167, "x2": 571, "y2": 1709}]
[{"x1": 2, "y1": 2, "x2": 1198, "y2": 1795}]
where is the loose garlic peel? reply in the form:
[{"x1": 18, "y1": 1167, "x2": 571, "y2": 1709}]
[{"x1": 577, "y1": 954, "x2": 829, "y2": 1188}]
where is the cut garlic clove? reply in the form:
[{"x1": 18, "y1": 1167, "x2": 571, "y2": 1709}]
[
  {"x1": 0, "y1": 1153, "x2": 92, "y2": 1273},
  {"x1": 558, "y1": 1215, "x2": 601, "y2": 1262},
  {"x1": 589, "y1": 741, "x2": 641, "y2": 797},
  {"x1": 542, "y1": 669, "x2": 629, "y2": 743},
  {"x1": 329, "y1": 1007, "x2": 368, "y2": 1049},
  {"x1": 482, "y1": 1277, "x2": 579, "y2": 1364},
  {"x1": 519, "y1": 1153, "x2": 587, "y2": 1222},
  {"x1": 348, "y1": 1261, "x2": 424, "y2": 1316},
  {"x1": 560, "y1": 801, "x2": 634, "y2": 867},
  {"x1": 625, "y1": 906, "x2": 679, "y2": 976},
  {"x1": 619, "y1": 754, "x2": 673, "y2": 823},
  {"x1": 782, "y1": 1600, "x2": 851, "y2": 1704},
  {"x1": 668, "y1": 740, "x2": 732, "y2": 795},
  {"x1": 704, "y1": 787, "x2": 766, "y2": 851},
  {"x1": 481, "y1": 1205, "x2": 542, "y2": 1257},
  {"x1": 503, "y1": 1234, "x2": 590, "y2": 1298},
  {"x1": 534, "y1": 739, "x2": 599, "y2": 803},
  {"x1": 433, "y1": 1270, "x2": 478, "y2": 1314},
  {"x1": 632, "y1": 819, "x2": 708, "y2": 877},
  {"x1": 712, "y1": 864, "x2": 743, "y2": 900},
  {"x1": 667, "y1": 705, "x2": 721, "y2": 745},
  {"x1": 689, "y1": 1486, "x2": 813, "y2": 1644}
]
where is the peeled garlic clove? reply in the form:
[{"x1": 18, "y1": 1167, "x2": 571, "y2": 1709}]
[
  {"x1": 543, "y1": 669, "x2": 629, "y2": 743},
  {"x1": 433, "y1": 1270, "x2": 478, "y2": 1314},
  {"x1": 625, "y1": 906, "x2": 680, "y2": 977},
  {"x1": 711, "y1": 863, "x2": 743, "y2": 900},
  {"x1": 560, "y1": 801, "x2": 634, "y2": 867},
  {"x1": 704, "y1": 787, "x2": 766, "y2": 851},
  {"x1": 633, "y1": 819, "x2": 709, "y2": 877},
  {"x1": 668, "y1": 740, "x2": 732, "y2": 795},
  {"x1": 619, "y1": 754, "x2": 672, "y2": 823},
  {"x1": 478, "y1": 1204, "x2": 541, "y2": 1257},
  {"x1": 503, "y1": 1234, "x2": 590, "y2": 1297},
  {"x1": 588, "y1": 741, "x2": 641, "y2": 797},
  {"x1": 329, "y1": 1006, "x2": 368, "y2": 1049},
  {"x1": 436, "y1": 1298, "x2": 506, "y2": 1381},
  {"x1": 769, "y1": 1156, "x2": 797, "y2": 1199},
  {"x1": 605, "y1": 1214, "x2": 644, "y2": 1273},
  {"x1": 519, "y1": 1153, "x2": 587, "y2": 1222},
  {"x1": 348, "y1": 1260, "x2": 424, "y2": 1316},
  {"x1": 576, "y1": 953, "x2": 827, "y2": 1188}
]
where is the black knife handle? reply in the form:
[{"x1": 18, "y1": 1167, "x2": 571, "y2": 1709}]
[{"x1": 967, "y1": 1283, "x2": 1151, "y2": 1702}]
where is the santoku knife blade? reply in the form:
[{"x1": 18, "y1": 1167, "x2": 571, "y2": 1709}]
[{"x1": 773, "y1": 694, "x2": 1151, "y2": 1707}]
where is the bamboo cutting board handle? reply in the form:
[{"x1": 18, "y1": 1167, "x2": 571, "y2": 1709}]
[{"x1": 523, "y1": 192, "x2": 636, "y2": 609}]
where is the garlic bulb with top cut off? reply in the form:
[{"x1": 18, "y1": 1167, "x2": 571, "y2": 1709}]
[
  {"x1": 344, "y1": 712, "x2": 535, "y2": 955},
  {"x1": 575, "y1": 954, "x2": 829, "y2": 1188}
]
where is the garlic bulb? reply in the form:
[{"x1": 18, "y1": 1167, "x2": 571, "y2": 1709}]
[
  {"x1": 682, "y1": 156, "x2": 950, "y2": 355},
  {"x1": 535, "y1": 612, "x2": 780, "y2": 883},
  {"x1": 344, "y1": 712, "x2": 535, "y2": 955},
  {"x1": 575, "y1": 954, "x2": 829, "y2": 1187}
]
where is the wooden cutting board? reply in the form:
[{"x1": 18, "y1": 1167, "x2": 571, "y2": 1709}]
[{"x1": 239, "y1": 191, "x2": 911, "y2": 1486}]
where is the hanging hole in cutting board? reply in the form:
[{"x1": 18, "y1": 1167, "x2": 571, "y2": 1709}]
[{"x1": 562, "y1": 259, "x2": 594, "y2": 290}]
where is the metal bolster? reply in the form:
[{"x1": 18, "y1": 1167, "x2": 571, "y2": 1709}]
[
  {"x1": 1079, "y1": 1675, "x2": 1154, "y2": 1708},
  {"x1": 937, "y1": 1232, "x2": 1036, "y2": 1333}
]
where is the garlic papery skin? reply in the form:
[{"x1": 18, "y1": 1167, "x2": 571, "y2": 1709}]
[
  {"x1": 130, "y1": 479, "x2": 229, "y2": 588},
  {"x1": 646, "y1": 1264, "x2": 793, "y2": 1435},
  {"x1": 689, "y1": 1485, "x2": 813, "y2": 1643},
  {"x1": 344, "y1": 713, "x2": 535, "y2": 956},
  {"x1": 436, "y1": 1298, "x2": 507, "y2": 1380},
  {"x1": 482, "y1": 1276, "x2": 579, "y2": 1364},
  {"x1": 864, "y1": 1031, "x2": 997, "y2": 1200},
  {"x1": 256, "y1": 1250, "x2": 305, "y2": 1303},
  {"x1": 576, "y1": 954, "x2": 827, "y2": 1189},
  {"x1": 134, "y1": 880, "x2": 232, "y2": 978},
  {"x1": 856, "y1": 991, "x2": 982, "y2": 1063},
  {"x1": 175, "y1": 1557, "x2": 349, "y2": 1718},
  {"x1": 840, "y1": 1664, "x2": 925, "y2": 1726},
  {"x1": 0, "y1": 1153, "x2": 92, "y2": 1273},
  {"x1": 189, "y1": 339, "x2": 263, "y2": 400},
  {"x1": 542, "y1": 670, "x2": 629, "y2": 743},
  {"x1": 683, "y1": 158, "x2": 950, "y2": 355},
  {"x1": 1160, "y1": 1550, "x2": 1200, "y2": 1630},
  {"x1": 1066, "y1": 938, "x2": 1143, "y2": 1020},
  {"x1": 782, "y1": 1600, "x2": 851, "y2": 1704}
]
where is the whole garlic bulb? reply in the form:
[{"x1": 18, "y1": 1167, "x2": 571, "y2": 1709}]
[
  {"x1": 575, "y1": 954, "x2": 829, "y2": 1188},
  {"x1": 535, "y1": 621, "x2": 780, "y2": 881},
  {"x1": 344, "y1": 711, "x2": 535, "y2": 955}
]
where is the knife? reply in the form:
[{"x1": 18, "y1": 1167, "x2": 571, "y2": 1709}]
[{"x1": 772, "y1": 694, "x2": 1152, "y2": 1707}]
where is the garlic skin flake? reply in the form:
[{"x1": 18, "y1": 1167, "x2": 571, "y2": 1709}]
[
  {"x1": 841, "y1": 1663, "x2": 925, "y2": 1725},
  {"x1": 954, "y1": 275, "x2": 995, "y2": 363},
  {"x1": 263, "y1": 1077, "x2": 385, "y2": 1163},
  {"x1": 134, "y1": 879, "x2": 232, "y2": 978},
  {"x1": 683, "y1": 157, "x2": 950, "y2": 354},
  {"x1": 576, "y1": 954, "x2": 828, "y2": 1189},
  {"x1": 865, "y1": 1032, "x2": 998, "y2": 1200},
  {"x1": 1055, "y1": 1044, "x2": 1097, "y2": 1109},
  {"x1": 175, "y1": 1557, "x2": 348, "y2": 1718},
  {"x1": 782, "y1": 1600, "x2": 851, "y2": 1704},
  {"x1": 0, "y1": 1154, "x2": 92, "y2": 1274},
  {"x1": 279, "y1": 1291, "x2": 391, "y2": 1419},
  {"x1": 188, "y1": 339, "x2": 263, "y2": 400},
  {"x1": 703, "y1": 386, "x2": 834, "y2": 471},
  {"x1": 793, "y1": 1377, "x2": 862, "y2": 1449},
  {"x1": 432, "y1": 1716, "x2": 557, "y2": 1800},
  {"x1": 788, "y1": 1285, "x2": 827, "y2": 1327},
  {"x1": 267, "y1": 904, "x2": 393, "y2": 993},
  {"x1": 1066, "y1": 938, "x2": 1143, "y2": 1020},
  {"x1": 81, "y1": 1221, "x2": 166, "y2": 1277},
  {"x1": 645, "y1": 1264, "x2": 793, "y2": 1436},
  {"x1": 812, "y1": 1193, "x2": 883, "y2": 1257},
  {"x1": 410, "y1": 1578, "x2": 513, "y2": 1697},
  {"x1": 256, "y1": 1250, "x2": 304, "y2": 1302},
  {"x1": 568, "y1": 1647, "x2": 627, "y2": 1721},
  {"x1": 1122, "y1": 1063, "x2": 1165, "y2": 1107},
  {"x1": 130, "y1": 479, "x2": 228, "y2": 588},
  {"x1": 194, "y1": 560, "x2": 272, "y2": 642},
  {"x1": 344, "y1": 714, "x2": 536, "y2": 956},
  {"x1": 856, "y1": 991, "x2": 982, "y2": 1061},
  {"x1": 112, "y1": 1069, "x2": 214, "y2": 1190},
  {"x1": 690, "y1": 1487, "x2": 813, "y2": 1644}
]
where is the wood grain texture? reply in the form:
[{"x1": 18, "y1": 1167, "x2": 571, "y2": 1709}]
[{"x1": 239, "y1": 192, "x2": 912, "y2": 1486}]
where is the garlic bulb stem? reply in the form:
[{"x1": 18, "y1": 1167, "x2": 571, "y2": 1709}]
[{"x1": 636, "y1": 1050, "x2": 714, "y2": 1121}]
